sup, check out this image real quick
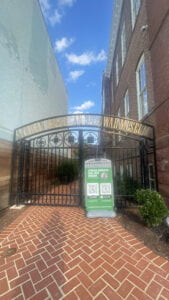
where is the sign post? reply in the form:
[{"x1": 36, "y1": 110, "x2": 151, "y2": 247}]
[{"x1": 84, "y1": 159, "x2": 116, "y2": 218}]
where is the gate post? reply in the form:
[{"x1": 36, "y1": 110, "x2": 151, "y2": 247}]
[{"x1": 79, "y1": 130, "x2": 84, "y2": 206}]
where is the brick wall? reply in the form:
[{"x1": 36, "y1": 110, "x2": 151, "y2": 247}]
[
  {"x1": 146, "y1": 1, "x2": 169, "y2": 204},
  {"x1": 104, "y1": 0, "x2": 169, "y2": 205},
  {"x1": 111, "y1": 1, "x2": 154, "y2": 119}
]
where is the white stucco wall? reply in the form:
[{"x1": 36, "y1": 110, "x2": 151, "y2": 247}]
[{"x1": 0, "y1": 0, "x2": 68, "y2": 141}]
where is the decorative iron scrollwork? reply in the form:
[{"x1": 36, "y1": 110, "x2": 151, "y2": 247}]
[
  {"x1": 64, "y1": 131, "x2": 79, "y2": 146},
  {"x1": 87, "y1": 134, "x2": 94, "y2": 144},
  {"x1": 83, "y1": 131, "x2": 98, "y2": 145},
  {"x1": 68, "y1": 134, "x2": 75, "y2": 144},
  {"x1": 35, "y1": 137, "x2": 46, "y2": 147},
  {"x1": 49, "y1": 133, "x2": 63, "y2": 147}
]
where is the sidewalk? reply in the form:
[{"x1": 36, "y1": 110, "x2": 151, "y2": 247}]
[{"x1": 0, "y1": 206, "x2": 169, "y2": 299}]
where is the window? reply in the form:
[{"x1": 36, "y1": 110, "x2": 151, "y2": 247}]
[
  {"x1": 116, "y1": 55, "x2": 119, "y2": 86},
  {"x1": 149, "y1": 164, "x2": 156, "y2": 190},
  {"x1": 118, "y1": 107, "x2": 121, "y2": 118},
  {"x1": 124, "y1": 90, "x2": 130, "y2": 117},
  {"x1": 131, "y1": 0, "x2": 141, "y2": 29},
  {"x1": 136, "y1": 55, "x2": 148, "y2": 120},
  {"x1": 121, "y1": 23, "x2": 126, "y2": 66}
]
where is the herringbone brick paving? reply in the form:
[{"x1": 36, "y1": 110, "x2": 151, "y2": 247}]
[{"x1": 0, "y1": 206, "x2": 169, "y2": 299}]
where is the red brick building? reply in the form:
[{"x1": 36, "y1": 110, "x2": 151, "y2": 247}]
[{"x1": 103, "y1": 0, "x2": 169, "y2": 205}]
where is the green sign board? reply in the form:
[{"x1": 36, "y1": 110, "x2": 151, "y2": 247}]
[{"x1": 84, "y1": 159, "x2": 115, "y2": 213}]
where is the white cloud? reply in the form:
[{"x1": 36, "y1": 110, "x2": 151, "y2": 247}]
[
  {"x1": 73, "y1": 101, "x2": 95, "y2": 111},
  {"x1": 68, "y1": 70, "x2": 85, "y2": 82},
  {"x1": 55, "y1": 37, "x2": 74, "y2": 52},
  {"x1": 39, "y1": 1, "x2": 62, "y2": 25},
  {"x1": 66, "y1": 50, "x2": 107, "y2": 66},
  {"x1": 48, "y1": 9, "x2": 62, "y2": 25},
  {"x1": 39, "y1": 0, "x2": 50, "y2": 11},
  {"x1": 39, "y1": 0, "x2": 51, "y2": 18},
  {"x1": 58, "y1": 0, "x2": 76, "y2": 7},
  {"x1": 73, "y1": 111, "x2": 83, "y2": 114}
]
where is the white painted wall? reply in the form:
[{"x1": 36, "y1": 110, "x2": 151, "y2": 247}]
[{"x1": 0, "y1": 0, "x2": 68, "y2": 141}]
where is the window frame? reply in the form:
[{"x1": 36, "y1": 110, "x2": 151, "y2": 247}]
[
  {"x1": 136, "y1": 54, "x2": 148, "y2": 120},
  {"x1": 121, "y1": 22, "x2": 126, "y2": 66},
  {"x1": 131, "y1": 0, "x2": 141, "y2": 29},
  {"x1": 124, "y1": 90, "x2": 130, "y2": 118},
  {"x1": 115, "y1": 54, "x2": 119, "y2": 86}
]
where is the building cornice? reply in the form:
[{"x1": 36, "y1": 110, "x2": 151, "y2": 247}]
[{"x1": 105, "y1": 0, "x2": 123, "y2": 78}]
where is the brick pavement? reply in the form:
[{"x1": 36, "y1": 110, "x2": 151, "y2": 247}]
[{"x1": 0, "y1": 206, "x2": 169, "y2": 299}]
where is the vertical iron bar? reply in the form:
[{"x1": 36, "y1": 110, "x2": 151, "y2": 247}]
[
  {"x1": 9, "y1": 129, "x2": 17, "y2": 206},
  {"x1": 34, "y1": 141, "x2": 38, "y2": 203},
  {"x1": 17, "y1": 141, "x2": 25, "y2": 205},
  {"x1": 140, "y1": 141, "x2": 144, "y2": 188},
  {"x1": 144, "y1": 140, "x2": 150, "y2": 189},
  {"x1": 152, "y1": 127, "x2": 159, "y2": 191},
  {"x1": 59, "y1": 148, "x2": 61, "y2": 204},
  {"x1": 79, "y1": 130, "x2": 84, "y2": 206},
  {"x1": 24, "y1": 141, "x2": 30, "y2": 202}
]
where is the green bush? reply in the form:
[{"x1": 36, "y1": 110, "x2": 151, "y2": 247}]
[
  {"x1": 56, "y1": 159, "x2": 79, "y2": 184},
  {"x1": 114, "y1": 172, "x2": 140, "y2": 196},
  {"x1": 135, "y1": 189, "x2": 169, "y2": 227}
]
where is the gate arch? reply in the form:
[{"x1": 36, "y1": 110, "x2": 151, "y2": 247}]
[{"x1": 11, "y1": 114, "x2": 156, "y2": 208}]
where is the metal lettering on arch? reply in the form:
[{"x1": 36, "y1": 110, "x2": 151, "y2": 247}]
[{"x1": 15, "y1": 114, "x2": 153, "y2": 140}]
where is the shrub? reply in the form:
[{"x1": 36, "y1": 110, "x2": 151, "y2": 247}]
[
  {"x1": 135, "y1": 189, "x2": 169, "y2": 227},
  {"x1": 56, "y1": 159, "x2": 79, "y2": 184},
  {"x1": 114, "y1": 172, "x2": 140, "y2": 196}
]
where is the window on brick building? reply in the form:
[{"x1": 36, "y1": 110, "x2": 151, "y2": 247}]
[
  {"x1": 136, "y1": 55, "x2": 148, "y2": 120},
  {"x1": 121, "y1": 22, "x2": 126, "y2": 66},
  {"x1": 115, "y1": 55, "x2": 119, "y2": 86},
  {"x1": 131, "y1": 0, "x2": 141, "y2": 29},
  {"x1": 124, "y1": 90, "x2": 130, "y2": 117}
]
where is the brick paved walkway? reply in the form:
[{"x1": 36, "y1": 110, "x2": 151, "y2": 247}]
[{"x1": 0, "y1": 207, "x2": 169, "y2": 300}]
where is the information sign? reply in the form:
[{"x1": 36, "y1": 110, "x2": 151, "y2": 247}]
[{"x1": 84, "y1": 159, "x2": 115, "y2": 217}]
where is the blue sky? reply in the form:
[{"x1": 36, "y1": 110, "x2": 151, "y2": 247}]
[{"x1": 39, "y1": 0, "x2": 113, "y2": 114}]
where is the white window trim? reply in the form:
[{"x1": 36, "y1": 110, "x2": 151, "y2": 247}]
[
  {"x1": 121, "y1": 22, "x2": 126, "y2": 66},
  {"x1": 124, "y1": 90, "x2": 130, "y2": 118},
  {"x1": 136, "y1": 54, "x2": 148, "y2": 120},
  {"x1": 131, "y1": 0, "x2": 141, "y2": 29},
  {"x1": 116, "y1": 55, "x2": 119, "y2": 86}
]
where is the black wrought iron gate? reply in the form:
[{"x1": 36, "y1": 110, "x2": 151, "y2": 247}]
[{"x1": 12, "y1": 128, "x2": 156, "y2": 208}]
